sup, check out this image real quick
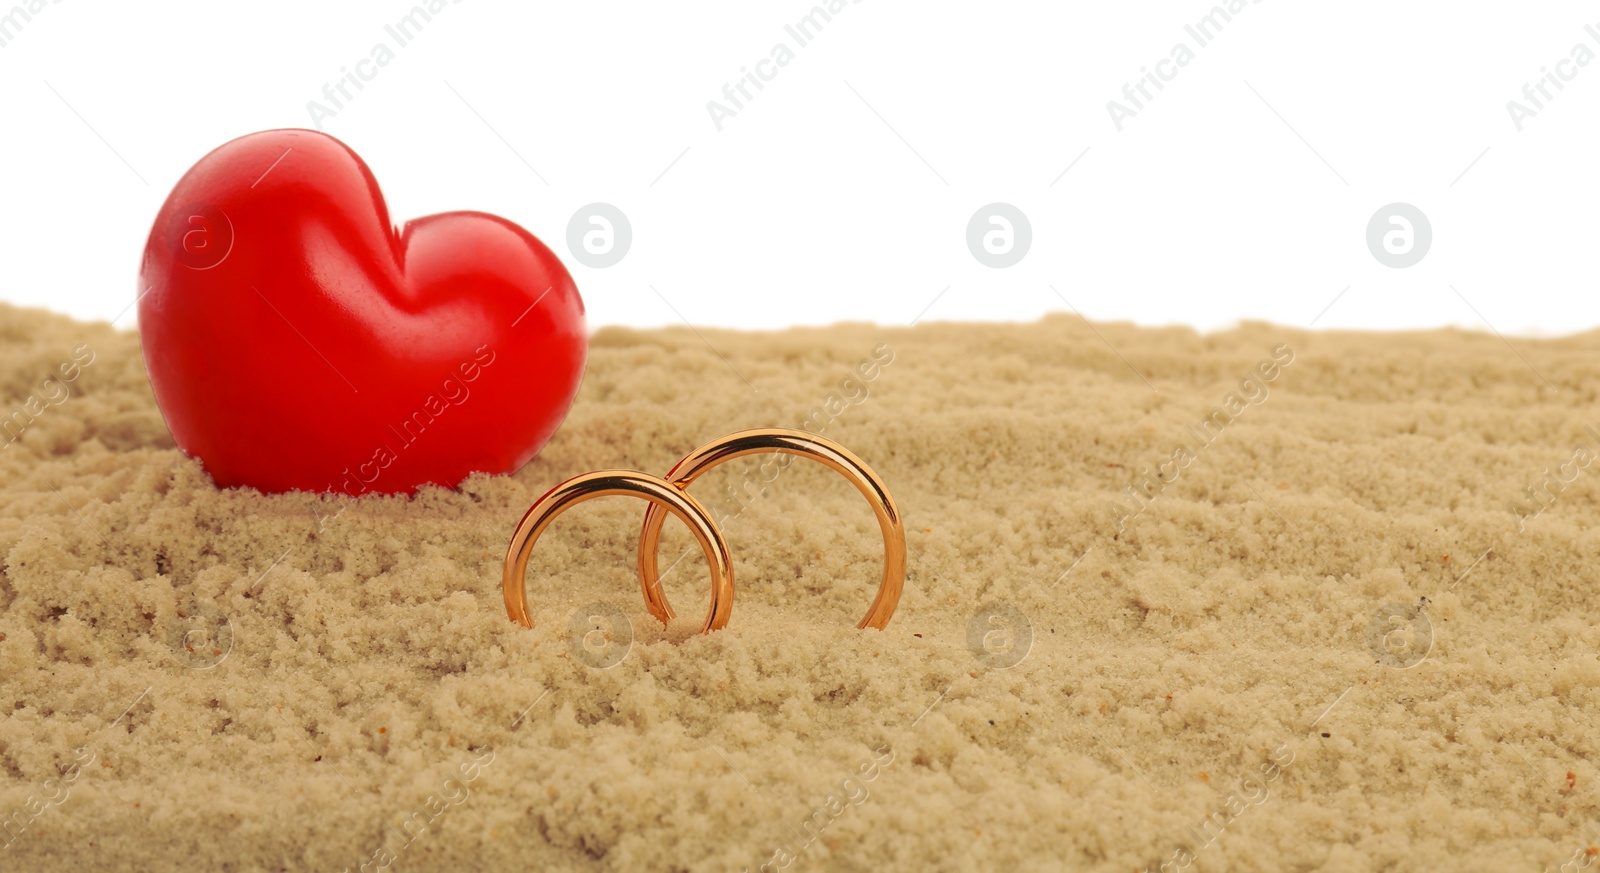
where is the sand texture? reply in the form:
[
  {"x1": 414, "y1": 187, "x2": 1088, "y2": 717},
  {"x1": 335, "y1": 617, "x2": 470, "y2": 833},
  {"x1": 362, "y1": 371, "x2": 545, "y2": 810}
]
[{"x1": 1, "y1": 303, "x2": 1599, "y2": 872}]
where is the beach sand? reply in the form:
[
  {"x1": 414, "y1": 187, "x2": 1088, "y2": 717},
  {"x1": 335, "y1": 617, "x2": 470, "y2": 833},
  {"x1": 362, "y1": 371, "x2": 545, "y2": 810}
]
[{"x1": 1, "y1": 302, "x2": 1599, "y2": 871}]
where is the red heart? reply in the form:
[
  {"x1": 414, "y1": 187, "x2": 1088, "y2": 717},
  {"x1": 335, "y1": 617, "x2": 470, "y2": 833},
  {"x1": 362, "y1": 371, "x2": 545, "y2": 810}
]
[{"x1": 138, "y1": 129, "x2": 586, "y2": 495}]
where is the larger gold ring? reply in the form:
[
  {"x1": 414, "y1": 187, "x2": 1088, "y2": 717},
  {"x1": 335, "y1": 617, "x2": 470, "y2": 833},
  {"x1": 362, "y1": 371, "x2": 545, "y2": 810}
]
[
  {"x1": 637, "y1": 428, "x2": 906, "y2": 630},
  {"x1": 503, "y1": 470, "x2": 735, "y2": 635}
]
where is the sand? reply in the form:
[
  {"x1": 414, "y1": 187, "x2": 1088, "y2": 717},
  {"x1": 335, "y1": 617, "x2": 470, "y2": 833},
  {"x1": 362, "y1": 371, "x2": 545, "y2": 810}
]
[{"x1": 1, "y1": 302, "x2": 1599, "y2": 872}]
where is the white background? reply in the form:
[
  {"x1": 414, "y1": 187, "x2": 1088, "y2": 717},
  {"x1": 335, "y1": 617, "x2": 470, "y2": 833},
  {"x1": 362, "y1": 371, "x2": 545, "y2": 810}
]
[{"x1": 1, "y1": 0, "x2": 1596, "y2": 336}]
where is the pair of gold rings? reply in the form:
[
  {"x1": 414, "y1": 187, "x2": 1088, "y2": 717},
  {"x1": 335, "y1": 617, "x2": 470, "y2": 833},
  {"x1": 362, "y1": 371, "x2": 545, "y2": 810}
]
[{"x1": 502, "y1": 428, "x2": 906, "y2": 634}]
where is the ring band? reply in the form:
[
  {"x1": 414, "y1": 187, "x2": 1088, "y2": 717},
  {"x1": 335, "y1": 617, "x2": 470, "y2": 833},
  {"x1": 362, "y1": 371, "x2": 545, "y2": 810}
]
[
  {"x1": 503, "y1": 470, "x2": 735, "y2": 635},
  {"x1": 636, "y1": 428, "x2": 906, "y2": 630}
]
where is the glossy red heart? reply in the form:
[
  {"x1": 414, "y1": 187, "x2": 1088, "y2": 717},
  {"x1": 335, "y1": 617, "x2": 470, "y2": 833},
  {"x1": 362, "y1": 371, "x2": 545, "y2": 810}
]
[{"x1": 138, "y1": 129, "x2": 586, "y2": 495}]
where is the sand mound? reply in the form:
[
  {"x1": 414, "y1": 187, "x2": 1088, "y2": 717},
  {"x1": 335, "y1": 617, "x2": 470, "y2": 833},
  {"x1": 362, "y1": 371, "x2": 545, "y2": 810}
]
[{"x1": 1, "y1": 303, "x2": 1599, "y2": 871}]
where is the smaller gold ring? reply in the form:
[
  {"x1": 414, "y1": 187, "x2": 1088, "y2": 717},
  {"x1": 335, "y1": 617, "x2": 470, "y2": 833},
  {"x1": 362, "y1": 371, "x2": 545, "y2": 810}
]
[
  {"x1": 503, "y1": 470, "x2": 734, "y2": 635},
  {"x1": 637, "y1": 428, "x2": 905, "y2": 630}
]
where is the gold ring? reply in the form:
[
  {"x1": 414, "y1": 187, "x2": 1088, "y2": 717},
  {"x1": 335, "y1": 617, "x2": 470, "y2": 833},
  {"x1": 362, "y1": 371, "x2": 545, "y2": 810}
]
[
  {"x1": 502, "y1": 470, "x2": 734, "y2": 635},
  {"x1": 636, "y1": 428, "x2": 906, "y2": 630}
]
